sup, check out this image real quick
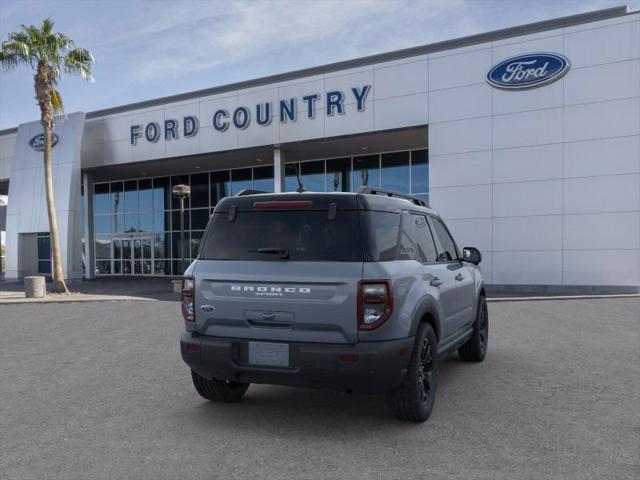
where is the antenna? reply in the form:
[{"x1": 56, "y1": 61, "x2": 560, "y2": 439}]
[{"x1": 295, "y1": 163, "x2": 305, "y2": 193}]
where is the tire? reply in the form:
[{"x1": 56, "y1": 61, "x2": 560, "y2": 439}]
[
  {"x1": 386, "y1": 323, "x2": 437, "y2": 422},
  {"x1": 458, "y1": 295, "x2": 488, "y2": 362},
  {"x1": 190, "y1": 370, "x2": 249, "y2": 402}
]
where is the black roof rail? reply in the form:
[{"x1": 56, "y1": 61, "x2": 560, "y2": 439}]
[
  {"x1": 357, "y1": 186, "x2": 429, "y2": 207},
  {"x1": 234, "y1": 189, "x2": 269, "y2": 197}
]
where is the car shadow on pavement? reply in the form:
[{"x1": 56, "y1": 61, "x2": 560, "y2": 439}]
[{"x1": 175, "y1": 356, "x2": 475, "y2": 433}]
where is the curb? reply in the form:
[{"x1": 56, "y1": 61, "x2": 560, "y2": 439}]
[
  {"x1": 0, "y1": 296, "x2": 159, "y2": 305},
  {"x1": 487, "y1": 293, "x2": 640, "y2": 303}
]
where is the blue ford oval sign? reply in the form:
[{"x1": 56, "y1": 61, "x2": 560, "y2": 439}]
[
  {"x1": 29, "y1": 133, "x2": 59, "y2": 151},
  {"x1": 487, "y1": 53, "x2": 570, "y2": 90}
]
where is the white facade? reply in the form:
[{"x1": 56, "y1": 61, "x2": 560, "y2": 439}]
[{"x1": 0, "y1": 7, "x2": 638, "y2": 292}]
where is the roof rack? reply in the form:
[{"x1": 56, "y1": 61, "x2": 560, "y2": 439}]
[
  {"x1": 357, "y1": 186, "x2": 429, "y2": 207},
  {"x1": 234, "y1": 189, "x2": 269, "y2": 197}
]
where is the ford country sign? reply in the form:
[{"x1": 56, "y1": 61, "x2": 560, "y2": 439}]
[
  {"x1": 29, "y1": 133, "x2": 59, "y2": 151},
  {"x1": 487, "y1": 53, "x2": 570, "y2": 90}
]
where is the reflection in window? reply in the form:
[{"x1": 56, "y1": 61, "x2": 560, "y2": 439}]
[
  {"x1": 139, "y1": 212, "x2": 153, "y2": 232},
  {"x1": 300, "y1": 161, "x2": 324, "y2": 192},
  {"x1": 231, "y1": 168, "x2": 252, "y2": 195},
  {"x1": 94, "y1": 183, "x2": 110, "y2": 214},
  {"x1": 381, "y1": 151, "x2": 410, "y2": 193},
  {"x1": 326, "y1": 158, "x2": 350, "y2": 192},
  {"x1": 284, "y1": 163, "x2": 300, "y2": 192},
  {"x1": 211, "y1": 171, "x2": 229, "y2": 206},
  {"x1": 191, "y1": 209, "x2": 210, "y2": 230},
  {"x1": 94, "y1": 215, "x2": 111, "y2": 235},
  {"x1": 111, "y1": 182, "x2": 123, "y2": 215},
  {"x1": 352, "y1": 155, "x2": 380, "y2": 190},
  {"x1": 153, "y1": 177, "x2": 170, "y2": 211},
  {"x1": 172, "y1": 210, "x2": 190, "y2": 231},
  {"x1": 95, "y1": 236, "x2": 111, "y2": 259},
  {"x1": 411, "y1": 149, "x2": 428, "y2": 194},
  {"x1": 190, "y1": 173, "x2": 209, "y2": 208},
  {"x1": 138, "y1": 179, "x2": 153, "y2": 212},
  {"x1": 253, "y1": 166, "x2": 274, "y2": 192},
  {"x1": 123, "y1": 180, "x2": 140, "y2": 213}
]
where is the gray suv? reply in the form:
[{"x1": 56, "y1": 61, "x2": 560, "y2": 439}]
[{"x1": 180, "y1": 187, "x2": 488, "y2": 422}]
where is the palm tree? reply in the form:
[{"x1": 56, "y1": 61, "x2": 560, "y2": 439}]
[{"x1": 0, "y1": 18, "x2": 94, "y2": 293}]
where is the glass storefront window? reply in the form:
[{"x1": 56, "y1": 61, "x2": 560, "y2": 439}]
[
  {"x1": 153, "y1": 233, "x2": 168, "y2": 259},
  {"x1": 124, "y1": 213, "x2": 139, "y2": 233},
  {"x1": 352, "y1": 154, "x2": 380, "y2": 190},
  {"x1": 92, "y1": 148, "x2": 427, "y2": 276},
  {"x1": 138, "y1": 179, "x2": 153, "y2": 212},
  {"x1": 191, "y1": 208, "x2": 210, "y2": 230},
  {"x1": 326, "y1": 158, "x2": 350, "y2": 192},
  {"x1": 94, "y1": 183, "x2": 110, "y2": 214},
  {"x1": 153, "y1": 177, "x2": 170, "y2": 211},
  {"x1": 381, "y1": 151, "x2": 410, "y2": 193},
  {"x1": 253, "y1": 166, "x2": 274, "y2": 192},
  {"x1": 153, "y1": 211, "x2": 168, "y2": 232},
  {"x1": 231, "y1": 168, "x2": 252, "y2": 195},
  {"x1": 300, "y1": 160, "x2": 325, "y2": 192},
  {"x1": 124, "y1": 180, "x2": 138, "y2": 213},
  {"x1": 139, "y1": 212, "x2": 153, "y2": 232},
  {"x1": 171, "y1": 210, "x2": 190, "y2": 231},
  {"x1": 284, "y1": 163, "x2": 300, "y2": 192},
  {"x1": 95, "y1": 215, "x2": 111, "y2": 235},
  {"x1": 190, "y1": 173, "x2": 209, "y2": 208},
  {"x1": 411, "y1": 149, "x2": 428, "y2": 194},
  {"x1": 210, "y1": 171, "x2": 229, "y2": 206},
  {"x1": 95, "y1": 236, "x2": 111, "y2": 259}
]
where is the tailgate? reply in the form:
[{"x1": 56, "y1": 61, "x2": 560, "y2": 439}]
[{"x1": 194, "y1": 260, "x2": 362, "y2": 344}]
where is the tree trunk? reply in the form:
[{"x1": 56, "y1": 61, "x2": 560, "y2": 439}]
[{"x1": 43, "y1": 122, "x2": 69, "y2": 294}]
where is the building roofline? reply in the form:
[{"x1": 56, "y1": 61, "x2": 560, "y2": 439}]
[{"x1": 0, "y1": 5, "x2": 631, "y2": 135}]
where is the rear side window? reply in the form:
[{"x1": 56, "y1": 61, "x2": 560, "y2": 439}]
[
  {"x1": 363, "y1": 211, "x2": 416, "y2": 261},
  {"x1": 411, "y1": 214, "x2": 438, "y2": 263},
  {"x1": 200, "y1": 210, "x2": 363, "y2": 261},
  {"x1": 429, "y1": 217, "x2": 459, "y2": 262}
]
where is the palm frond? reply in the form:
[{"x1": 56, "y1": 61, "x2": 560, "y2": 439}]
[
  {"x1": 50, "y1": 88, "x2": 64, "y2": 113},
  {"x1": 41, "y1": 17, "x2": 54, "y2": 35},
  {"x1": 64, "y1": 47, "x2": 94, "y2": 81}
]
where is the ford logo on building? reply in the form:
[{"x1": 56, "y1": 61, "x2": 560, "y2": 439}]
[
  {"x1": 29, "y1": 133, "x2": 59, "y2": 151},
  {"x1": 487, "y1": 53, "x2": 570, "y2": 90}
]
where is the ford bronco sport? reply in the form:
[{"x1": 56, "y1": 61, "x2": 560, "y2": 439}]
[{"x1": 180, "y1": 187, "x2": 487, "y2": 422}]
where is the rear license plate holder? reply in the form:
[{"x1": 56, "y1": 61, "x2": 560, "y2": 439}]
[{"x1": 248, "y1": 341, "x2": 289, "y2": 367}]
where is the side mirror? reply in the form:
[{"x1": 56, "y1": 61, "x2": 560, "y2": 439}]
[{"x1": 462, "y1": 247, "x2": 482, "y2": 265}]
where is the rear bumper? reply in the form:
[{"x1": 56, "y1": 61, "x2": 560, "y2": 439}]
[{"x1": 180, "y1": 332, "x2": 414, "y2": 394}]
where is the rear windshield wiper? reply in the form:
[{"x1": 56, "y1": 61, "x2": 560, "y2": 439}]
[{"x1": 249, "y1": 247, "x2": 290, "y2": 260}]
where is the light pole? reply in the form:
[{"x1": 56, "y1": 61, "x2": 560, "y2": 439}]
[{"x1": 172, "y1": 184, "x2": 191, "y2": 275}]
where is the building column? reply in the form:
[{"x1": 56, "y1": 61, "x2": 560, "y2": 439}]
[
  {"x1": 82, "y1": 172, "x2": 95, "y2": 279},
  {"x1": 273, "y1": 147, "x2": 285, "y2": 193}
]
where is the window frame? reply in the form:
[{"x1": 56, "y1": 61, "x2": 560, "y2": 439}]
[{"x1": 427, "y1": 215, "x2": 461, "y2": 263}]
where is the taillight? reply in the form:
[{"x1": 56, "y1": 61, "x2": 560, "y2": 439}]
[
  {"x1": 357, "y1": 280, "x2": 393, "y2": 330},
  {"x1": 181, "y1": 276, "x2": 195, "y2": 323}
]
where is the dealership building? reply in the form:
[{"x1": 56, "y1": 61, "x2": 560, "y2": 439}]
[{"x1": 0, "y1": 5, "x2": 638, "y2": 292}]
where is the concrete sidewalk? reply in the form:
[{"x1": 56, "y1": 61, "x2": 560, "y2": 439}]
[{"x1": 0, "y1": 277, "x2": 179, "y2": 304}]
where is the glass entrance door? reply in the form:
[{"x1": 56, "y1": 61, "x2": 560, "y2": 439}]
[{"x1": 113, "y1": 236, "x2": 153, "y2": 275}]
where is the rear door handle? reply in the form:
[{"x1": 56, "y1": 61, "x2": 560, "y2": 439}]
[
  {"x1": 455, "y1": 273, "x2": 465, "y2": 281},
  {"x1": 429, "y1": 277, "x2": 443, "y2": 287}
]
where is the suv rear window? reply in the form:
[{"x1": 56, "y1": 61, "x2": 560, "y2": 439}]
[{"x1": 200, "y1": 210, "x2": 363, "y2": 261}]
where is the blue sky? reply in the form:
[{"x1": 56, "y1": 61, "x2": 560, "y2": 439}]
[{"x1": 0, "y1": 0, "x2": 634, "y2": 130}]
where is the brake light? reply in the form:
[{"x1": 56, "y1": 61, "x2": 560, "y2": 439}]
[
  {"x1": 181, "y1": 276, "x2": 195, "y2": 323},
  {"x1": 253, "y1": 200, "x2": 313, "y2": 209},
  {"x1": 357, "y1": 280, "x2": 393, "y2": 331}
]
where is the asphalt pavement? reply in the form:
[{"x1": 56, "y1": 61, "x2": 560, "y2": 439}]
[{"x1": 0, "y1": 297, "x2": 638, "y2": 480}]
